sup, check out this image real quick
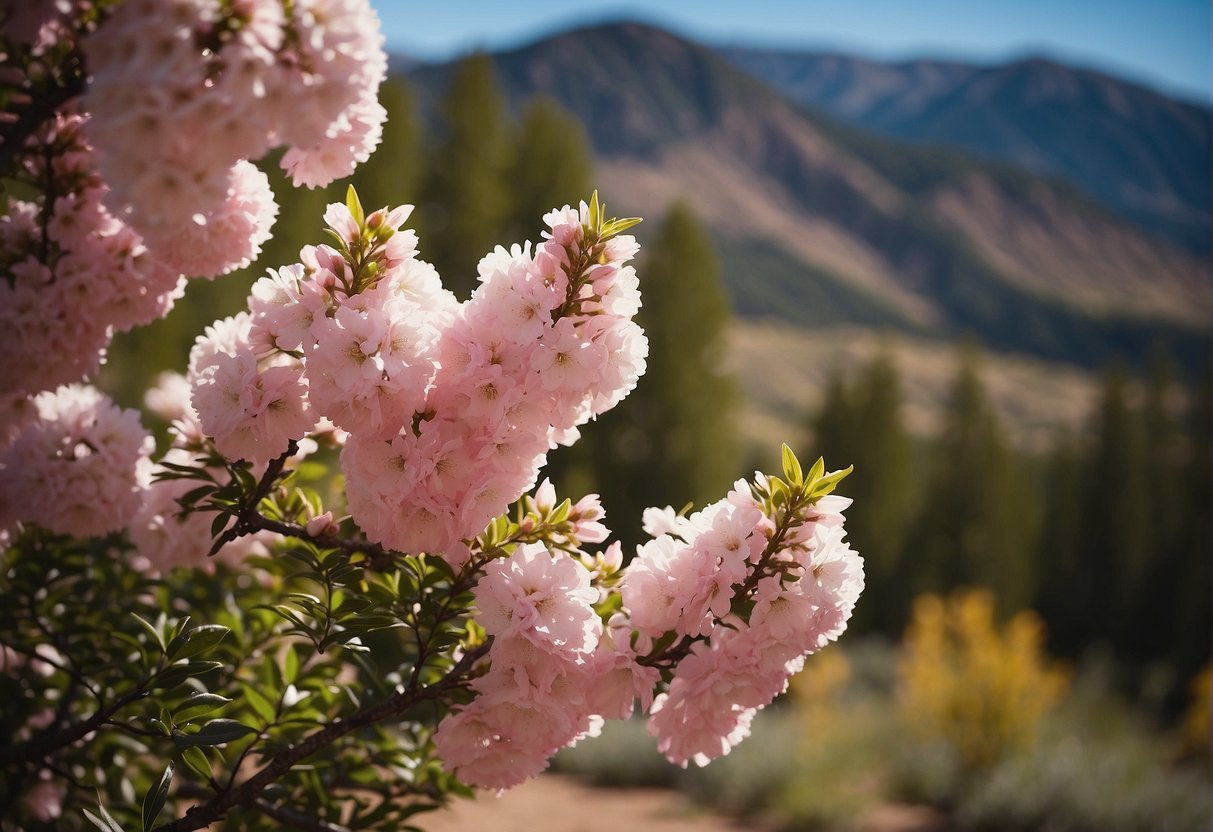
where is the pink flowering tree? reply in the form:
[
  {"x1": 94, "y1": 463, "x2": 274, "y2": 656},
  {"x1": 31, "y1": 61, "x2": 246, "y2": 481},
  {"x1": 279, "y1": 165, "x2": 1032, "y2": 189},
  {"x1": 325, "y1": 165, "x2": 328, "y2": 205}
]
[{"x1": 0, "y1": 2, "x2": 864, "y2": 831}]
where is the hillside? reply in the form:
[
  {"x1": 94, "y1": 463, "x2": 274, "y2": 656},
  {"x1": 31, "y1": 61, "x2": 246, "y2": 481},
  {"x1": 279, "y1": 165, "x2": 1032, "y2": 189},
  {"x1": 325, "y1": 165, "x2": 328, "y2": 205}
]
[
  {"x1": 727, "y1": 318, "x2": 1104, "y2": 455},
  {"x1": 721, "y1": 47, "x2": 1213, "y2": 252},
  {"x1": 406, "y1": 22, "x2": 1211, "y2": 374}
]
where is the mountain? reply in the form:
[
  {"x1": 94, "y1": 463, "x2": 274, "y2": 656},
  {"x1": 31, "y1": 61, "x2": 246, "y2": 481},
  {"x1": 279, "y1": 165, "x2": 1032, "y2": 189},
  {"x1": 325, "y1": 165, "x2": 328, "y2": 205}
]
[
  {"x1": 720, "y1": 47, "x2": 1213, "y2": 253},
  {"x1": 406, "y1": 22, "x2": 1211, "y2": 374}
]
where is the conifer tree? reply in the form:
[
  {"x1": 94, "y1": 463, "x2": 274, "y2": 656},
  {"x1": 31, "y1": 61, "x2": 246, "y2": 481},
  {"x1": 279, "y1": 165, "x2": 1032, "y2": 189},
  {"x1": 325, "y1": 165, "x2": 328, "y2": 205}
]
[
  {"x1": 1169, "y1": 358, "x2": 1211, "y2": 685},
  {"x1": 1034, "y1": 426, "x2": 1088, "y2": 656},
  {"x1": 811, "y1": 352, "x2": 916, "y2": 634},
  {"x1": 1081, "y1": 365, "x2": 1150, "y2": 652},
  {"x1": 912, "y1": 347, "x2": 1038, "y2": 614},
  {"x1": 415, "y1": 53, "x2": 511, "y2": 299},
  {"x1": 557, "y1": 202, "x2": 741, "y2": 550},
  {"x1": 351, "y1": 77, "x2": 423, "y2": 211},
  {"x1": 501, "y1": 96, "x2": 594, "y2": 244},
  {"x1": 1133, "y1": 351, "x2": 1187, "y2": 667}
]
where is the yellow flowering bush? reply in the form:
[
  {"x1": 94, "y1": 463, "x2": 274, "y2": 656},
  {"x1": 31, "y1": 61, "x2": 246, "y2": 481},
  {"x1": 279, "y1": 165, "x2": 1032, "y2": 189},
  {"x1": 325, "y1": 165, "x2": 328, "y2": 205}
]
[
  {"x1": 899, "y1": 588, "x2": 1069, "y2": 767},
  {"x1": 1180, "y1": 666, "x2": 1211, "y2": 760}
]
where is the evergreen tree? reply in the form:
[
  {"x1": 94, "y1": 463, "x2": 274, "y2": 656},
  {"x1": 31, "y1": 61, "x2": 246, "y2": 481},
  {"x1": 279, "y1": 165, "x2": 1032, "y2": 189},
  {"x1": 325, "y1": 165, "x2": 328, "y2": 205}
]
[
  {"x1": 812, "y1": 369, "x2": 854, "y2": 459},
  {"x1": 1133, "y1": 350, "x2": 1187, "y2": 668},
  {"x1": 415, "y1": 53, "x2": 511, "y2": 299},
  {"x1": 556, "y1": 202, "x2": 741, "y2": 550},
  {"x1": 811, "y1": 352, "x2": 917, "y2": 634},
  {"x1": 1081, "y1": 365, "x2": 1150, "y2": 653},
  {"x1": 1169, "y1": 357, "x2": 1211, "y2": 686},
  {"x1": 351, "y1": 77, "x2": 423, "y2": 211},
  {"x1": 912, "y1": 347, "x2": 1039, "y2": 614},
  {"x1": 501, "y1": 96, "x2": 594, "y2": 245},
  {"x1": 1034, "y1": 426, "x2": 1089, "y2": 657}
]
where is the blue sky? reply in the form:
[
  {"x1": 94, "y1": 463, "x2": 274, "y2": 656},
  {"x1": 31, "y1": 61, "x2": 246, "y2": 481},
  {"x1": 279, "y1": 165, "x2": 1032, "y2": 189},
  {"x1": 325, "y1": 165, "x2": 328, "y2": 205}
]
[{"x1": 377, "y1": 0, "x2": 1211, "y2": 103}]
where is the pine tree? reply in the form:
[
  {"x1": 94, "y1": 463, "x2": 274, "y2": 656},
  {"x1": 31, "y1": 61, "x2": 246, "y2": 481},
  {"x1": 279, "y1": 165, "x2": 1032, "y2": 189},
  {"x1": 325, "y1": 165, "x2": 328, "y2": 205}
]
[
  {"x1": 501, "y1": 96, "x2": 594, "y2": 245},
  {"x1": 811, "y1": 352, "x2": 917, "y2": 634},
  {"x1": 1034, "y1": 426, "x2": 1088, "y2": 657},
  {"x1": 1081, "y1": 365, "x2": 1150, "y2": 653},
  {"x1": 556, "y1": 202, "x2": 741, "y2": 550},
  {"x1": 351, "y1": 77, "x2": 423, "y2": 211},
  {"x1": 1169, "y1": 357, "x2": 1211, "y2": 687},
  {"x1": 912, "y1": 346, "x2": 1039, "y2": 614},
  {"x1": 415, "y1": 53, "x2": 511, "y2": 299}
]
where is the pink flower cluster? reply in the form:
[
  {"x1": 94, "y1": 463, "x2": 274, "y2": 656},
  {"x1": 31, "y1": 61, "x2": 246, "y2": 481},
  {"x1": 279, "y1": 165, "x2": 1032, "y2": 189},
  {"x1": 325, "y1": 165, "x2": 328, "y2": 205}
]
[
  {"x1": 188, "y1": 196, "x2": 647, "y2": 563},
  {"x1": 0, "y1": 113, "x2": 183, "y2": 402},
  {"x1": 0, "y1": 385, "x2": 152, "y2": 538},
  {"x1": 82, "y1": 0, "x2": 386, "y2": 272},
  {"x1": 436, "y1": 468, "x2": 864, "y2": 788},
  {"x1": 435, "y1": 529, "x2": 660, "y2": 790},
  {"x1": 342, "y1": 205, "x2": 647, "y2": 561},
  {"x1": 189, "y1": 312, "x2": 317, "y2": 466},
  {"x1": 635, "y1": 485, "x2": 863, "y2": 767}
]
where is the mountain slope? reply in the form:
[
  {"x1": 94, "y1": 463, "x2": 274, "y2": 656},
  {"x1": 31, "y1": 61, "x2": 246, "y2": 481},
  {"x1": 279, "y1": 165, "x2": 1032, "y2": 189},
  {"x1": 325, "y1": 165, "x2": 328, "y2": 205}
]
[
  {"x1": 406, "y1": 22, "x2": 1211, "y2": 372},
  {"x1": 721, "y1": 47, "x2": 1213, "y2": 252}
]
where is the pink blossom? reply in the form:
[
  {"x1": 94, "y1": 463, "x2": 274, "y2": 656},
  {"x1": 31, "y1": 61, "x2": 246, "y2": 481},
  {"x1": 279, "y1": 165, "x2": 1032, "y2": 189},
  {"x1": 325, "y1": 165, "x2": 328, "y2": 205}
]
[
  {"x1": 474, "y1": 543, "x2": 601, "y2": 658},
  {"x1": 0, "y1": 385, "x2": 152, "y2": 537}
]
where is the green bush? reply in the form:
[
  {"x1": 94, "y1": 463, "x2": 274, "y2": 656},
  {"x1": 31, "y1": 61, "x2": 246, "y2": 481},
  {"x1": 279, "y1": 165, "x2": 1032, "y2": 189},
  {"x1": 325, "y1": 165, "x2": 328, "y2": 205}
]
[{"x1": 956, "y1": 737, "x2": 1210, "y2": 832}]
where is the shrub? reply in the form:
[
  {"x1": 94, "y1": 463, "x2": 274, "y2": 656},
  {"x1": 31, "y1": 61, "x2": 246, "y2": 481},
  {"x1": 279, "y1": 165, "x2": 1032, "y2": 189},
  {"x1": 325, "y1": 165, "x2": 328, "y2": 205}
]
[{"x1": 898, "y1": 589, "x2": 1069, "y2": 771}]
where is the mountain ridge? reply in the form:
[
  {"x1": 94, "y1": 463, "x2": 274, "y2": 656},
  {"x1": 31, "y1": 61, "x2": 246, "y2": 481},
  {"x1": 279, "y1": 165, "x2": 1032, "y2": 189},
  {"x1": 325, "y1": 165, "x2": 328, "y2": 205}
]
[
  {"x1": 403, "y1": 21, "x2": 1211, "y2": 374},
  {"x1": 721, "y1": 45, "x2": 1212, "y2": 252}
]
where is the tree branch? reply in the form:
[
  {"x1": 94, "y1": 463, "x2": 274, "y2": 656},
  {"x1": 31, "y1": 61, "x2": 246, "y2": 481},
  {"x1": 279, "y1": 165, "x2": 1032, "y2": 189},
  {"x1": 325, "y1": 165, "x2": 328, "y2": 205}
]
[
  {"x1": 0, "y1": 684, "x2": 149, "y2": 767},
  {"x1": 209, "y1": 441, "x2": 299, "y2": 556},
  {"x1": 251, "y1": 799, "x2": 351, "y2": 832}
]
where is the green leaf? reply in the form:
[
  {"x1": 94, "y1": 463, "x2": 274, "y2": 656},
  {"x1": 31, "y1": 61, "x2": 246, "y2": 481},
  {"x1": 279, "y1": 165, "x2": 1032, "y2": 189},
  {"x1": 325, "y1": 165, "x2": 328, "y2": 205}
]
[
  {"x1": 768, "y1": 476, "x2": 790, "y2": 507},
  {"x1": 283, "y1": 645, "x2": 299, "y2": 685},
  {"x1": 587, "y1": 190, "x2": 601, "y2": 231},
  {"x1": 240, "y1": 683, "x2": 278, "y2": 725},
  {"x1": 172, "y1": 718, "x2": 257, "y2": 748},
  {"x1": 155, "y1": 660, "x2": 223, "y2": 690},
  {"x1": 179, "y1": 746, "x2": 212, "y2": 782},
  {"x1": 141, "y1": 763, "x2": 173, "y2": 832},
  {"x1": 601, "y1": 216, "x2": 642, "y2": 237},
  {"x1": 549, "y1": 498, "x2": 572, "y2": 524},
  {"x1": 346, "y1": 184, "x2": 365, "y2": 227},
  {"x1": 179, "y1": 484, "x2": 217, "y2": 507},
  {"x1": 166, "y1": 625, "x2": 230, "y2": 661},
  {"x1": 781, "y1": 443, "x2": 804, "y2": 486},
  {"x1": 173, "y1": 693, "x2": 231, "y2": 724},
  {"x1": 84, "y1": 800, "x2": 126, "y2": 832},
  {"x1": 130, "y1": 613, "x2": 166, "y2": 653},
  {"x1": 806, "y1": 456, "x2": 826, "y2": 488},
  {"x1": 210, "y1": 512, "x2": 231, "y2": 539},
  {"x1": 810, "y1": 464, "x2": 854, "y2": 499}
]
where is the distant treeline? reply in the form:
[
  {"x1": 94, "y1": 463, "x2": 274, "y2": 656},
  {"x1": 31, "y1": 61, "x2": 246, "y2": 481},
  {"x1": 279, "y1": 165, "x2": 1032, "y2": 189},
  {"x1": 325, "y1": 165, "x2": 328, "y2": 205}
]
[{"x1": 808, "y1": 346, "x2": 1211, "y2": 706}]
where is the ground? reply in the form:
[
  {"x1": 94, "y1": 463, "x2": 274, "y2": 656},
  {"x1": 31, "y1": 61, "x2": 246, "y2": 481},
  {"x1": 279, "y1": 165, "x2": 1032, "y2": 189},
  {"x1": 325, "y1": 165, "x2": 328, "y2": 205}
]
[{"x1": 419, "y1": 774, "x2": 945, "y2": 832}]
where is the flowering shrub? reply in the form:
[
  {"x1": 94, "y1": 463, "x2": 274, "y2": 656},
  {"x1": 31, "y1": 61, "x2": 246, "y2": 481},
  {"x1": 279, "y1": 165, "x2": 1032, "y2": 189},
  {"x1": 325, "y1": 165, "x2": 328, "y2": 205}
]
[
  {"x1": 0, "y1": 2, "x2": 864, "y2": 830},
  {"x1": 898, "y1": 589, "x2": 1069, "y2": 768}
]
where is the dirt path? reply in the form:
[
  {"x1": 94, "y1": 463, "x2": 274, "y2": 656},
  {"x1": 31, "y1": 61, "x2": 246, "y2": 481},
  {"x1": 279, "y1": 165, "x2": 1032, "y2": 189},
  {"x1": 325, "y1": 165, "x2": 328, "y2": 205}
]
[
  {"x1": 418, "y1": 774, "x2": 944, "y2": 832},
  {"x1": 418, "y1": 774, "x2": 768, "y2": 832}
]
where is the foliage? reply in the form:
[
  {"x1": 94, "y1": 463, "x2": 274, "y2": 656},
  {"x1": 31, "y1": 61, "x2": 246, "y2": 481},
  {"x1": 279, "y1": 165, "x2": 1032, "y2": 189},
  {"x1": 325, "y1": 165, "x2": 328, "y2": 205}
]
[
  {"x1": 1179, "y1": 667, "x2": 1211, "y2": 759},
  {"x1": 953, "y1": 713, "x2": 1211, "y2": 832},
  {"x1": 897, "y1": 589, "x2": 1069, "y2": 770},
  {"x1": 1035, "y1": 356, "x2": 1211, "y2": 699},
  {"x1": 501, "y1": 96, "x2": 595, "y2": 244},
  {"x1": 414, "y1": 52, "x2": 513, "y2": 299},
  {"x1": 809, "y1": 351, "x2": 918, "y2": 633},
  {"x1": 913, "y1": 349, "x2": 1039, "y2": 612}
]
